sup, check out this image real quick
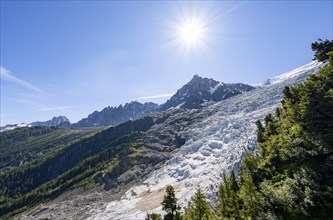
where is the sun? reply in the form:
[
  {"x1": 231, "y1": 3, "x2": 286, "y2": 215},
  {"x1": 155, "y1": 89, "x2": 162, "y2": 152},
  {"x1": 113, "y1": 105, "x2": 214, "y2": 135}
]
[
  {"x1": 175, "y1": 18, "x2": 207, "y2": 50},
  {"x1": 164, "y1": 4, "x2": 216, "y2": 54},
  {"x1": 179, "y1": 21, "x2": 204, "y2": 45}
]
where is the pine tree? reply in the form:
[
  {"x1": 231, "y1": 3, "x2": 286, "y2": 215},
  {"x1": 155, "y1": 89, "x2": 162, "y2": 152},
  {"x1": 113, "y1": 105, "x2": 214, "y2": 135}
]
[
  {"x1": 229, "y1": 171, "x2": 239, "y2": 192},
  {"x1": 256, "y1": 120, "x2": 265, "y2": 143},
  {"x1": 183, "y1": 188, "x2": 213, "y2": 220},
  {"x1": 311, "y1": 39, "x2": 333, "y2": 61},
  {"x1": 217, "y1": 175, "x2": 228, "y2": 217},
  {"x1": 146, "y1": 212, "x2": 162, "y2": 220},
  {"x1": 238, "y1": 171, "x2": 263, "y2": 219},
  {"x1": 162, "y1": 185, "x2": 181, "y2": 220},
  {"x1": 217, "y1": 173, "x2": 241, "y2": 219}
]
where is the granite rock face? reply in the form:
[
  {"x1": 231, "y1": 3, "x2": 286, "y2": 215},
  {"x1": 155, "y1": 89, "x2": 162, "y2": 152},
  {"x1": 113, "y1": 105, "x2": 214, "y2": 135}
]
[{"x1": 160, "y1": 75, "x2": 254, "y2": 110}]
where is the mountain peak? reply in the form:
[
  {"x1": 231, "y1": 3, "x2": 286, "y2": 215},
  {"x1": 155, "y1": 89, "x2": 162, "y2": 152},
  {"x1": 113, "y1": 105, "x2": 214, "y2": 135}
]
[
  {"x1": 51, "y1": 115, "x2": 69, "y2": 121},
  {"x1": 160, "y1": 75, "x2": 254, "y2": 110},
  {"x1": 190, "y1": 75, "x2": 217, "y2": 84},
  {"x1": 191, "y1": 74, "x2": 201, "y2": 79},
  {"x1": 30, "y1": 116, "x2": 70, "y2": 127}
]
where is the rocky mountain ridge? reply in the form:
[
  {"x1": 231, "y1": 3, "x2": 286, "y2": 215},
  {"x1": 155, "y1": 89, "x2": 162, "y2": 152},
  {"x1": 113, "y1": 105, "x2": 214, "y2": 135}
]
[
  {"x1": 71, "y1": 75, "x2": 255, "y2": 128},
  {"x1": 160, "y1": 75, "x2": 255, "y2": 110},
  {"x1": 30, "y1": 116, "x2": 70, "y2": 127},
  {"x1": 72, "y1": 101, "x2": 159, "y2": 128},
  {"x1": 1, "y1": 75, "x2": 255, "y2": 131},
  {"x1": 0, "y1": 116, "x2": 70, "y2": 132},
  {"x1": 1, "y1": 75, "x2": 254, "y2": 130}
]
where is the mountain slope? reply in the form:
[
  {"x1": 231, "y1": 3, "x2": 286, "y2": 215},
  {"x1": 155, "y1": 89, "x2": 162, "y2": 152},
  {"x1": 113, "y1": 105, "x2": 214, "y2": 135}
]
[
  {"x1": 88, "y1": 61, "x2": 325, "y2": 220},
  {"x1": 0, "y1": 126, "x2": 94, "y2": 172},
  {"x1": 17, "y1": 61, "x2": 325, "y2": 219},
  {"x1": 0, "y1": 113, "x2": 189, "y2": 218},
  {"x1": 160, "y1": 75, "x2": 254, "y2": 110},
  {"x1": 263, "y1": 60, "x2": 325, "y2": 85},
  {"x1": 216, "y1": 58, "x2": 333, "y2": 219}
]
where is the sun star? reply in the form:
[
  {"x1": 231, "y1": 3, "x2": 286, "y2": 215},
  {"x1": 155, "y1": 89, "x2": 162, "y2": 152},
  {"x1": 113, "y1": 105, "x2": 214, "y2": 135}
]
[
  {"x1": 179, "y1": 21, "x2": 204, "y2": 45},
  {"x1": 176, "y1": 18, "x2": 206, "y2": 50}
]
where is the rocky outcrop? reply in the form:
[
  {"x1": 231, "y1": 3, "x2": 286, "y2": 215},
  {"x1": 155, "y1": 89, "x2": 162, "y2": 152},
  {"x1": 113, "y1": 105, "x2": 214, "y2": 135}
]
[{"x1": 160, "y1": 75, "x2": 254, "y2": 110}]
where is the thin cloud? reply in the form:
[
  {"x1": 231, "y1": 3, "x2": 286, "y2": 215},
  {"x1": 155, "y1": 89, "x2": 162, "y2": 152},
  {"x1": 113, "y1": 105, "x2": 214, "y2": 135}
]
[
  {"x1": 0, "y1": 113, "x2": 17, "y2": 118},
  {"x1": 212, "y1": 0, "x2": 248, "y2": 22},
  {"x1": 137, "y1": 93, "x2": 173, "y2": 100},
  {"x1": 0, "y1": 66, "x2": 45, "y2": 94},
  {"x1": 45, "y1": 83, "x2": 78, "y2": 94},
  {"x1": 35, "y1": 105, "x2": 75, "y2": 112}
]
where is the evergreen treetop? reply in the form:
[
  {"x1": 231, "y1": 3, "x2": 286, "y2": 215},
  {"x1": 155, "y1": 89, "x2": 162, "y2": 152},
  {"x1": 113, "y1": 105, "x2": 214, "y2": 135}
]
[
  {"x1": 161, "y1": 185, "x2": 181, "y2": 220},
  {"x1": 183, "y1": 188, "x2": 213, "y2": 220},
  {"x1": 311, "y1": 39, "x2": 333, "y2": 61}
]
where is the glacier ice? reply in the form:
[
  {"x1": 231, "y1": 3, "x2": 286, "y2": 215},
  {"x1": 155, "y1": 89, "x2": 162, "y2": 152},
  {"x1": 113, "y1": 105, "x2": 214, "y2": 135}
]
[{"x1": 87, "y1": 61, "x2": 326, "y2": 219}]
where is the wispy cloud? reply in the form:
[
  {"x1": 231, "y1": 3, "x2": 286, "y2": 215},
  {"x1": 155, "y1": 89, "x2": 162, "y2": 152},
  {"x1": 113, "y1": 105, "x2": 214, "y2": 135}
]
[
  {"x1": 136, "y1": 93, "x2": 173, "y2": 100},
  {"x1": 0, "y1": 66, "x2": 45, "y2": 94},
  {"x1": 0, "y1": 113, "x2": 17, "y2": 118},
  {"x1": 35, "y1": 105, "x2": 75, "y2": 112},
  {"x1": 45, "y1": 83, "x2": 78, "y2": 95},
  {"x1": 211, "y1": 0, "x2": 248, "y2": 22}
]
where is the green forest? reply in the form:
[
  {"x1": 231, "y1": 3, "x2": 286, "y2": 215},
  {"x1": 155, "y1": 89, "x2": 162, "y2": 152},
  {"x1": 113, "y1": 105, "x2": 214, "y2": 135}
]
[
  {"x1": 0, "y1": 117, "x2": 157, "y2": 219},
  {"x1": 146, "y1": 41, "x2": 333, "y2": 220},
  {"x1": 0, "y1": 126, "x2": 94, "y2": 171}
]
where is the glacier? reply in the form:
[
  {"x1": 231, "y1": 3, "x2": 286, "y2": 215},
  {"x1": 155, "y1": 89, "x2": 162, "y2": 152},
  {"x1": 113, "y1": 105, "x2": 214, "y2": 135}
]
[{"x1": 87, "y1": 61, "x2": 325, "y2": 220}]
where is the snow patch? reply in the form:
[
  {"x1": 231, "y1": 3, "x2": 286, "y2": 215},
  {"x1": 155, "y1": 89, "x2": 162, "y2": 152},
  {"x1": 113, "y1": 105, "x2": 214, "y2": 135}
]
[
  {"x1": 209, "y1": 82, "x2": 221, "y2": 94},
  {"x1": 263, "y1": 61, "x2": 325, "y2": 85}
]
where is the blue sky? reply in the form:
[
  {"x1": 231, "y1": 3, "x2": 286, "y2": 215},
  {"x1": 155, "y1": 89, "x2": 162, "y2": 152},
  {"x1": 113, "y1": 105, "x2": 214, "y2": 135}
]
[{"x1": 1, "y1": 1, "x2": 332, "y2": 125}]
